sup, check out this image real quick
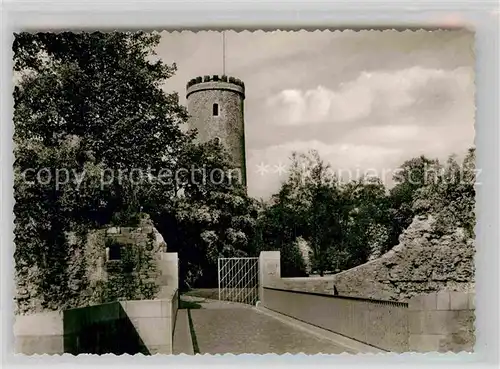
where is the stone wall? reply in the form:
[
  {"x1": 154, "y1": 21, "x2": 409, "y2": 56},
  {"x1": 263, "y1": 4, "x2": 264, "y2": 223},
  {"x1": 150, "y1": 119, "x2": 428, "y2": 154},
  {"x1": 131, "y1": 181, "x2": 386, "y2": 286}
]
[
  {"x1": 120, "y1": 292, "x2": 179, "y2": 355},
  {"x1": 262, "y1": 287, "x2": 409, "y2": 352},
  {"x1": 328, "y1": 215, "x2": 474, "y2": 301},
  {"x1": 15, "y1": 216, "x2": 171, "y2": 314},
  {"x1": 15, "y1": 255, "x2": 179, "y2": 355},
  {"x1": 86, "y1": 220, "x2": 165, "y2": 305},
  {"x1": 268, "y1": 215, "x2": 474, "y2": 302},
  {"x1": 63, "y1": 301, "x2": 148, "y2": 355},
  {"x1": 261, "y1": 287, "x2": 475, "y2": 353},
  {"x1": 268, "y1": 276, "x2": 335, "y2": 295},
  {"x1": 16, "y1": 289, "x2": 179, "y2": 355}
]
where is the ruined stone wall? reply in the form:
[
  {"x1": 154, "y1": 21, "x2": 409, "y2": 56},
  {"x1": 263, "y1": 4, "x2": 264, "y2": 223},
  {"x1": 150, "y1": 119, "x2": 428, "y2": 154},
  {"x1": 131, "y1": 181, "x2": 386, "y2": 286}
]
[
  {"x1": 272, "y1": 215, "x2": 475, "y2": 302},
  {"x1": 328, "y1": 215, "x2": 475, "y2": 301},
  {"x1": 187, "y1": 78, "x2": 246, "y2": 185},
  {"x1": 84, "y1": 218, "x2": 166, "y2": 305},
  {"x1": 15, "y1": 216, "x2": 168, "y2": 315}
]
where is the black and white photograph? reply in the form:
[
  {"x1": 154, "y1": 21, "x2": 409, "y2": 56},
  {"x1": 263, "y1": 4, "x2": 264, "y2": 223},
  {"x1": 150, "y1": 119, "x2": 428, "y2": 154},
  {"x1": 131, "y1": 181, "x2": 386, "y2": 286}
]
[{"x1": 12, "y1": 29, "x2": 476, "y2": 355}]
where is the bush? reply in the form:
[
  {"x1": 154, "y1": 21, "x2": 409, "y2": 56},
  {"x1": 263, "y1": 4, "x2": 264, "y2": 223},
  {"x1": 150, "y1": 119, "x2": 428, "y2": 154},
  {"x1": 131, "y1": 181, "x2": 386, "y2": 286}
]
[
  {"x1": 280, "y1": 242, "x2": 308, "y2": 277},
  {"x1": 110, "y1": 210, "x2": 142, "y2": 227}
]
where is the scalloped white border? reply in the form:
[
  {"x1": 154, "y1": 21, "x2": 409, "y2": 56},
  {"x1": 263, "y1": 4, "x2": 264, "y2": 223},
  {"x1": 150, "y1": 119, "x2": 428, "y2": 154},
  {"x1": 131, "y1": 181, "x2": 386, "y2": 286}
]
[{"x1": 1, "y1": 1, "x2": 499, "y2": 367}]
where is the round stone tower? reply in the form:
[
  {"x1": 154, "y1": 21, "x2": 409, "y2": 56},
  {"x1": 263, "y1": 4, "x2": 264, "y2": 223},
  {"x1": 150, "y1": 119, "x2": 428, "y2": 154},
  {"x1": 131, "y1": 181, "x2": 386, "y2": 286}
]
[{"x1": 186, "y1": 75, "x2": 247, "y2": 187}]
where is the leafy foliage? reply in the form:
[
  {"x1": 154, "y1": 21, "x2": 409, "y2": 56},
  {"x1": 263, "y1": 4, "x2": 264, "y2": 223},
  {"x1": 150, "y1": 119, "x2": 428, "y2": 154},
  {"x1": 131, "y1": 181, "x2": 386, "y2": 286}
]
[
  {"x1": 255, "y1": 148, "x2": 475, "y2": 277},
  {"x1": 254, "y1": 151, "x2": 392, "y2": 276},
  {"x1": 13, "y1": 32, "x2": 257, "y2": 309},
  {"x1": 152, "y1": 140, "x2": 259, "y2": 288},
  {"x1": 412, "y1": 148, "x2": 476, "y2": 239}
]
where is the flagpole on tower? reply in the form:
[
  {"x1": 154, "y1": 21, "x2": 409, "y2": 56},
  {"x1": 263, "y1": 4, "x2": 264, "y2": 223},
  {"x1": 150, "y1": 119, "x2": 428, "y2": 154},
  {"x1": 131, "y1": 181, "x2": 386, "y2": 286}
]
[{"x1": 222, "y1": 31, "x2": 226, "y2": 75}]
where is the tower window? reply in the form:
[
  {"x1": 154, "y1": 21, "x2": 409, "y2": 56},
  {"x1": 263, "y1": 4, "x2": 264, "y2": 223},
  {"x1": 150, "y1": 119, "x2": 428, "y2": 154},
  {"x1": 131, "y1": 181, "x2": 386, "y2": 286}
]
[{"x1": 213, "y1": 103, "x2": 219, "y2": 116}]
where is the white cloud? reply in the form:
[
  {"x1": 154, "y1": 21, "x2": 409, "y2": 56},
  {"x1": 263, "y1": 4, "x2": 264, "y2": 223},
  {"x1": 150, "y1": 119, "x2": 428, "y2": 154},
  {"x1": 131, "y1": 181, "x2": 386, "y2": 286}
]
[
  {"x1": 265, "y1": 66, "x2": 473, "y2": 127},
  {"x1": 266, "y1": 84, "x2": 372, "y2": 126}
]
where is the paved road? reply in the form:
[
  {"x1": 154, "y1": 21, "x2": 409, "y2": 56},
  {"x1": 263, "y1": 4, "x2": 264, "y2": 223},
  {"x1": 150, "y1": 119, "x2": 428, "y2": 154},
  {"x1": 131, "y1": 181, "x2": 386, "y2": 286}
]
[{"x1": 184, "y1": 297, "x2": 348, "y2": 355}]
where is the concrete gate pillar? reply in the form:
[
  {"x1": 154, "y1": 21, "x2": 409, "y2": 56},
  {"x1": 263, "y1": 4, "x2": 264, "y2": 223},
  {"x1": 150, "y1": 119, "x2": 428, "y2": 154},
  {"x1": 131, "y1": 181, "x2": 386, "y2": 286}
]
[
  {"x1": 258, "y1": 251, "x2": 281, "y2": 304},
  {"x1": 157, "y1": 252, "x2": 179, "y2": 298}
]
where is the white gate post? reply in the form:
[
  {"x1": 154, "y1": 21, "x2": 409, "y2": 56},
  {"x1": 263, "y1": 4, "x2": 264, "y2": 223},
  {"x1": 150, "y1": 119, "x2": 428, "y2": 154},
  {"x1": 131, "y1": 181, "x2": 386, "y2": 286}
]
[
  {"x1": 218, "y1": 258, "x2": 221, "y2": 301},
  {"x1": 258, "y1": 251, "x2": 281, "y2": 305}
]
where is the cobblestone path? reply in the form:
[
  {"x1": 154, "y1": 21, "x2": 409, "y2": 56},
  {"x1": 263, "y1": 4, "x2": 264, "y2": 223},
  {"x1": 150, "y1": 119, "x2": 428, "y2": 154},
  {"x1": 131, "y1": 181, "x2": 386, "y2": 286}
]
[{"x1": 185, "y1": 296, "x2": 348, "y2": 355}]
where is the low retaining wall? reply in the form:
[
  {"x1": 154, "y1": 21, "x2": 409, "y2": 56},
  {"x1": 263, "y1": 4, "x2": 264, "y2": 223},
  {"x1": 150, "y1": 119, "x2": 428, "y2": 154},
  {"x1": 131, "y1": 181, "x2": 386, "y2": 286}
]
[
  {"x1": 64, "y1": 289, "x2": 179, "y2": 355},
  {"x1": 14, "y1": 311, "x2": 64, "y2": 354},
  {"x1": 64, "y1": 301, "x2": 147, "y2": 355},
  {"x1": 262, "y1": 287, "x2": 408, "y2": 352},
  {"x1": 271, "y1": 276, "x2": 335, "y2": 294},
  {"x1": 408, "y1": 291, "x2": 475, "y2": 352},
  {"x1": 120, "y1": 289, "x2": 179, "y2": 355},
  {"x1": 259, "y1": 251, "x2": 475, "y2": 353},
  {"x1": 15, "y1": 289, "x2": 178, "y2": 355}
]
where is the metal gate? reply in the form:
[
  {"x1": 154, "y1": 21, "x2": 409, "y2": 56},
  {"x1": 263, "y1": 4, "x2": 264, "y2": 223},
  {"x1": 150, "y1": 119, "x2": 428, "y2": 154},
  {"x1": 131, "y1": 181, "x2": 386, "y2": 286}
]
[{"x1": 218, "y1": 257, "x2": 259, "y2": 305}]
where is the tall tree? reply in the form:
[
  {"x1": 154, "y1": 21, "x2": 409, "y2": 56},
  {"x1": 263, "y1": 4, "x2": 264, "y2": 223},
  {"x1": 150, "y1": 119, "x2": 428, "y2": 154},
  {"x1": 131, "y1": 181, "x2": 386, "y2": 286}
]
[
  {"x1": 256, "y1": 150, "x2": 392, "y2": 276},
  {"x1": 152, "y1": 140, "x2": 259, "y2": 289},
  {"x1": 14, "y1": 32, "x2": 261, "y2": 300},
  {"x1": 385, "y1": 155, "x2": 439, "y2": 253},
  {"x1": 13, "y1": 32, "x2": 190, "y2": 311}
]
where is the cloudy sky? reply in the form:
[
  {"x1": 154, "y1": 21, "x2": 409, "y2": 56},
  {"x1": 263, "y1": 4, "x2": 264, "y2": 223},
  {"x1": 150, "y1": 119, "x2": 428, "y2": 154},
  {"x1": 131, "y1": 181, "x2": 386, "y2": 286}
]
[{"x1": 155, "y1": 30, "x2": 475, "y2": 199}]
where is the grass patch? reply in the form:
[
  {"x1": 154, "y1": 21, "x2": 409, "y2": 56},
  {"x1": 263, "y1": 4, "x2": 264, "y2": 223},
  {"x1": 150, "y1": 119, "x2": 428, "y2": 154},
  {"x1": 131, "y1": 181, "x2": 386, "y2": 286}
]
[{"x1": 187, "y1": 309, "x2": 200, "y2": 354}]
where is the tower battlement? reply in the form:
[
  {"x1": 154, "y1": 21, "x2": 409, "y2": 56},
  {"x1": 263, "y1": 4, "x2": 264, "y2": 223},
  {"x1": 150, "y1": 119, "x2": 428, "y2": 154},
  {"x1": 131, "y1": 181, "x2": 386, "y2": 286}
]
[{"x1": 186, "y1": 75, "x2": 245, "y2": 98}]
